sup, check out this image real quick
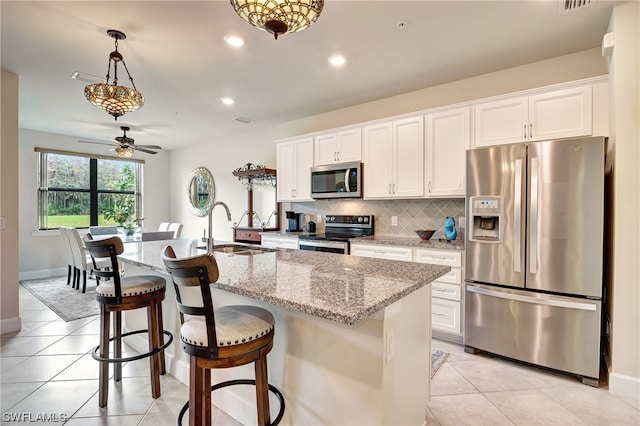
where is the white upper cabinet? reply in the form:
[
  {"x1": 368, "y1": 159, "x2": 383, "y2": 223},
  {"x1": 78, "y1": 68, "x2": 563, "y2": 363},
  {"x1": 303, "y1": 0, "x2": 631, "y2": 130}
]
[
  {"x1": 363, "y1": 116, "x2": 424, "y2": 199},
  {"x1": 474, "y1": 86, "x2": 592, "y2": 147},
  {"x1": 276, "y1": 137, "x2": 314, "y2": 202},
  {"x1": 314, "y1": 128, "x2": 362, "y2": 166},
  {"x1": 425, "y1": 107, "x2": 471, "y2": 198}
]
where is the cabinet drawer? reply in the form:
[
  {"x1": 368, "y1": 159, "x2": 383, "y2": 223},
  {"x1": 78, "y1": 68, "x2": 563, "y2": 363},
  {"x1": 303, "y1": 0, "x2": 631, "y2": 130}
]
[
  {"x1": 261, "y1": 236, "x2": 299, "y2": 250},
  {"x1": 414, "y1": 249, "x2": 462, "y2": 267},
  {"x1": 234, "y1": 228, "x2": 262, "y2": 244},
  {"x1": 434, "y1": 267, "x2": 462, "y2": 285},
  {"x1": 350, "y1": 244, "x2": 413, "y2": 262},
  {"x1": 431, "y1": 298, "x2": 461, "y2": 334},
  {"x1": 432, "y1": 282, "x2": 461, "y2": 301}
]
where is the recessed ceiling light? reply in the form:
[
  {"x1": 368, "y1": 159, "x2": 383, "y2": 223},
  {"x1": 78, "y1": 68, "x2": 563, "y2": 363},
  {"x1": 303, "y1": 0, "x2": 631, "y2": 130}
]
[
  {"x1": 328, "y1": 55, "x2": 346, "y2": 67},
  {"x1": 221, "y1": 97, "x2": 235, "y2": 105},
  {"x1": 224, "y1": 35, "x2": 245, "y2": 47}
]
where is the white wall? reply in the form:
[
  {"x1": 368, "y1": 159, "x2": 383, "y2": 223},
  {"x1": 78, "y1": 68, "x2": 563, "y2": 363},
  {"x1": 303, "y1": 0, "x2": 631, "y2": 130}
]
[
  {"x1": 17, "y1": 129, "x2": 171, "y2": 279},
  {"x1": 607, "y1": 1, "x2": 640, "y2": 399},
  {"x1": 1, "y1": 71, "x2": 21, "y2": 334}
]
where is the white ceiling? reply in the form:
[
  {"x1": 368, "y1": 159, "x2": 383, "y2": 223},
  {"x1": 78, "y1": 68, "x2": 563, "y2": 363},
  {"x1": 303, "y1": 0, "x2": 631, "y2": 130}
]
[{"x1": 1, "y1": 0, "x2": 615, "y2": 152}]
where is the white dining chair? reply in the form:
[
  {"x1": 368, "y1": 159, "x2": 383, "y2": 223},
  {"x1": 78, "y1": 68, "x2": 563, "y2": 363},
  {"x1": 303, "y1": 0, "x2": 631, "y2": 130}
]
[
  {"x1": 67, "y1": 227, "x2": 111, "y2": 293},
  {"x1": 157, "y1": 222, "x2": 170, "y2": 232},
  {"x1": 167, "y1": 223, "x2": 183, "y2": 238},
  {"x1": 59, "y1": 227, "x2": 75, "y2": 286}
]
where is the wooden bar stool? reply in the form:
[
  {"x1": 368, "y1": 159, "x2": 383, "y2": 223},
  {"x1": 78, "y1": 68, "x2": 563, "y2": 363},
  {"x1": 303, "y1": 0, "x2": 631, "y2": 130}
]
[
  {"x1": 84, "y1": 235, "x2": 173, "y2": 408},
  {"x1": 162, "y1": 246, "x2": 284, "y2": 426}
]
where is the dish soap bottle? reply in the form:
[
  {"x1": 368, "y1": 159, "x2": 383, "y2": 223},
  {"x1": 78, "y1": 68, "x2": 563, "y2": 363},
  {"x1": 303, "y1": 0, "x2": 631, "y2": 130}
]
[{"x1": 444, "y1": 216, "x2": 457, "y2": 241}]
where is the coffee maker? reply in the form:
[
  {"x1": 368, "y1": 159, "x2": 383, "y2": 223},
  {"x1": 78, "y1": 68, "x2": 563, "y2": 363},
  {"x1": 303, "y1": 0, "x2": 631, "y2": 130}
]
[{"x1": 285, "y1": 211, "x2": 303, "y2": 232}]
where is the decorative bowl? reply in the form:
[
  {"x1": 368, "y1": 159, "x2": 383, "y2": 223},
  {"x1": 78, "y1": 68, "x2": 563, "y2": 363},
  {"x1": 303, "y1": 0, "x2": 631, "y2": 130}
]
[{"x1": 415, "y1": 229, "x2": 436, "y2": 240}]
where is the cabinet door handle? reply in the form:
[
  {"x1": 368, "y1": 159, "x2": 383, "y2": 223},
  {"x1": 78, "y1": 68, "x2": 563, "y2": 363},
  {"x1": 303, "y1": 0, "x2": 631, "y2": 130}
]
[
  {"x1": 529, "y1": 123, "x2": 533, "y2": 139},
  {"x1": 433, "y1": 312, "x2": 446, "y2": 317},
  {"x1": 392, "y1": 183, "x2": 396, "y2": 194},
  {"x1": 428, "y1": 181, "x2": 432, "y2": 193},
  {"x1": 388, "y1": 183, "x2": 392, "y2": 194},
  {"x1": 524, "y1": 124, "x2": 527, "y2": 139}
]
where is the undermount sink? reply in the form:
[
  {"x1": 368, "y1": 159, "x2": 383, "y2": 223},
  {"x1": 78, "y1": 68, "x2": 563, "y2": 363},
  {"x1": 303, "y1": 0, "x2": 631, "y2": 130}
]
[{"x1": 197, "y1": 243, "x2": 277, "y2": 255}]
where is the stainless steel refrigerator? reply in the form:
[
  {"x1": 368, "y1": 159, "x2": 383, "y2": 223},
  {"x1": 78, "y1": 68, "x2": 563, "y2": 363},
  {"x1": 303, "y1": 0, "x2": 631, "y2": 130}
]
[{"x1": 464, "y1": 136, "x2": 605, "y2": 386}]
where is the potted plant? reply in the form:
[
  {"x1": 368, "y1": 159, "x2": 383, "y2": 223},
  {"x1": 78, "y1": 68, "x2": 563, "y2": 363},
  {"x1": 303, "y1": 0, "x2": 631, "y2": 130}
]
[{"x1": 104, "y1": 194, "x2": 143, "y2": 236}]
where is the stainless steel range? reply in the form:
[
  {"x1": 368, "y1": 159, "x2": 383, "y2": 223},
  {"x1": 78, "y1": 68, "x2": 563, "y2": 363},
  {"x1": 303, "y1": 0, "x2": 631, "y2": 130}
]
[{"x1": 298, "y1": 215, "x2": 374, "y2": 254}]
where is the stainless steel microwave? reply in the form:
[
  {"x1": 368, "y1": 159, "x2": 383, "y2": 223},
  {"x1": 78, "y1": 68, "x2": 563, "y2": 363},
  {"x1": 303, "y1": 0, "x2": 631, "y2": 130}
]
[{"x1": 310, "y1": 161, "x2": 362, "y2": 199}]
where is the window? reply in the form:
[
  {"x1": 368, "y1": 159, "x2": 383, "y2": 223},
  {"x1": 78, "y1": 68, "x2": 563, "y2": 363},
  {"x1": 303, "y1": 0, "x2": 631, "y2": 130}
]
[{"x1": 37, "y1": 150, "x2": 143, "y2": 230}]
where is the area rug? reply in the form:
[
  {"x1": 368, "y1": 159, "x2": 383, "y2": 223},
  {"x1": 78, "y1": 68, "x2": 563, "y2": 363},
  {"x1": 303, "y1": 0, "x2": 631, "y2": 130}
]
[
  {"x1": 20, "y1": 276, "x2": 99, "y2": 322},
  {"x1": 431, "y1": 348, "x2": 449, "y2": 377}
]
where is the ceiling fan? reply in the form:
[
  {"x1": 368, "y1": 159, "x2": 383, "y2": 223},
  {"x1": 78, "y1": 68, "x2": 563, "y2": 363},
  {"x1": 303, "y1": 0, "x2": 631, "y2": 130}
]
[{"x1": 79, "y1": 126, "x2": 162, "y2": 156}]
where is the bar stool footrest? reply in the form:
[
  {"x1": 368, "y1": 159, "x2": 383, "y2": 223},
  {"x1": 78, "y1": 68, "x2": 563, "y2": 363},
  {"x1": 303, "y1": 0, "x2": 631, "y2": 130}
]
[
  {"x1": 92, "y1": 329, "x2": 174, "y2": 363},
  {"x1": 177, "y1": 379, "x2": 285, "y2": 426}
]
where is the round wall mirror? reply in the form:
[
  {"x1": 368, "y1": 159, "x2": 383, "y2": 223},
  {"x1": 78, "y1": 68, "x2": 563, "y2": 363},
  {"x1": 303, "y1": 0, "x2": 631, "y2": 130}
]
[{"x1": 186, "y1": 167, "x2": 216, "y2": 217}]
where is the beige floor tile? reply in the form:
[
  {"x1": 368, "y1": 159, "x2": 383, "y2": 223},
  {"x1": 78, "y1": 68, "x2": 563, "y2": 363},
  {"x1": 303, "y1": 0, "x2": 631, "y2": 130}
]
[
  {"x1": 70, "y1": 318, "x2": 102, "y2": 335},
  {"x1": 542, "y1": 385, "x2": 640, "y2": 425},
  {"x1": 485, "y1": 389, "x2": 587, "y2": 425},
  {"x1": 64, "y1": 414, "x2": 144, "y2": 425},
  {"x1": 214, "y1": 408, "x2": 243, "y2": 426},
  {"x1": 138, "y1": 412, "x2": 180, "y2": 426},
  {"x1": 146, "y1": 377, "x2": 189, "y2": 414},
  {"x1": 425, "y1": 406, "x2": 442, "y2": 425},
  {"x1": 7, "y1": 379, "x2": 97, "y2": 421},
  {"x1": 0, "y1": 354, "x2": 82, "y2": 383},
  {"x1": 23, "y1": 318, "x2": 96, "y2": 337},
  {"x1": 428, "y1": 393, "x2": 514, "y2": 426},
  {"x1": 37, "y1": 334, "x2": 97, "y2": 355},
  {"x1": 497, "y1": 358, "x2": 586, "y2": 389},
  {"x1": 74, "y1": 376, "x2": 170, "y2": 417},
  {"x1": 449, "y1": 359, "x2": 537, "y2": 393},
  {"x1": 53, "y1": 353, "x2": 102, "y2": 381},
  {"x1": 0, "y1": 336, "x2": 63, "y2": 357},
  {"x1": 431, "y1": 363, "x2": 478, "y2": 396},
  {"x1": 0, "y1": 356, "x2": 29, "y2": 373},
  {"x1": 19, "y1": 309, "x2": 61, "y2": 323},
  {"x1": 0, "y1": 381, "x2": 44, "y2": 412}
]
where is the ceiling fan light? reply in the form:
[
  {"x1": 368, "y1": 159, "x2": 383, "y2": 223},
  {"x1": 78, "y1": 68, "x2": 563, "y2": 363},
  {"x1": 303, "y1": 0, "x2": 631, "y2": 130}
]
[
  {"x1": 115, "y1": 146, "x2": 134, "y2": 159},
  {"x1": 230, "y1": 0, "x2": 324, "y2": 40}
]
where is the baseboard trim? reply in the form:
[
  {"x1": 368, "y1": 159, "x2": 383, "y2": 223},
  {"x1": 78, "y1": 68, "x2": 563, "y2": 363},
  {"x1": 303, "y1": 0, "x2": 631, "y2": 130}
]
[
  {"x1": 19, "y1": 268, "x2": 66, "y2": 281},
  {"x1": 0, "y1": 316, "x2": 22, "y2": 335},
  {"x1": 609, "y1": 372, "x2": 640, "y2": 400}
]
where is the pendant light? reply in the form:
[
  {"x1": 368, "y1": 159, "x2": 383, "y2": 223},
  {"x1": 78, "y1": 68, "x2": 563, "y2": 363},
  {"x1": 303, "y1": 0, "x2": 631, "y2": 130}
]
[
  {"x1": 230, "y1": 0, "x2": 324, "y2": 40},
  {"x1": 84, "y1": 30, "x2": 144, "y2": 120}
]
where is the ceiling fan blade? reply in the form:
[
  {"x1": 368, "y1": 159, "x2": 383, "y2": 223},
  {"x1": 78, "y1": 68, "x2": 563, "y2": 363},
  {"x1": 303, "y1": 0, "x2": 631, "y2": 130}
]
[
  {"x1": 132, "y1": 147, "x2": 158, "y2": 155},
  {"x1": 79, "y1": 140, "x2": 119, "y2": 147},
  {"x1": 135, "y1": 144, "x2": 162, "y2": 150}
]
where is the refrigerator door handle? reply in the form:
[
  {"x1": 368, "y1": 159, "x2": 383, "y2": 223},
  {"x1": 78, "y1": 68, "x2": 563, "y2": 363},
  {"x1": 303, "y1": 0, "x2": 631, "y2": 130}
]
[
  {"x1": 514, "y1": 159, "x2": 522, "y2": 273},
  {"x1": 467, "y1": 285, "x2": 597, "y2": 311},
  {"x1": 529, "y1": 157, "x2": 539, "y2": 274}
]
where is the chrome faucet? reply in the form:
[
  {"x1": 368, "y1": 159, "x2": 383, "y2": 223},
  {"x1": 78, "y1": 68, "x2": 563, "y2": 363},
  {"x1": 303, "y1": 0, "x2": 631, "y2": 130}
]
[{"x1": 203, "y1": 201, "x2": 232, "y2": 255}]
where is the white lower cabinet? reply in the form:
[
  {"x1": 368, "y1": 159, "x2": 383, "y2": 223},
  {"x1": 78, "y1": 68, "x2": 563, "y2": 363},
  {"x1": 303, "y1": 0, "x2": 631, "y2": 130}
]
[
  {"x1": 350, "y1": 243, "x2": 464, "y2": 340},
  {"x1": 414, "y1": 248, "x2": 463, "y2": 339},
  {"x1": 261, "y1": 234, "x2": 299, "y2": 250},
  {"x1": 431, "y1": 298, "x2": 461, "y2": 334}
]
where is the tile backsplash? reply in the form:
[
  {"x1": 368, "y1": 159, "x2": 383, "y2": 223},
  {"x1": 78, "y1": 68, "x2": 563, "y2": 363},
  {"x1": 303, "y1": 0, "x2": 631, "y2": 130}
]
[{"x1": 291, "y1": 198, "x2": 465, "y2": 239}]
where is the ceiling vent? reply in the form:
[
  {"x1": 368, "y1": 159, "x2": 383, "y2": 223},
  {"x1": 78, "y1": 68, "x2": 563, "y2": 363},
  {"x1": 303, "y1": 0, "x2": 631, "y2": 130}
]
[
  {"x1": 234, "y1": 116, "x2": 254, "y2": 124},
  {"x1": 560, "y1": 0, "x2": 596, "y2": 13}
]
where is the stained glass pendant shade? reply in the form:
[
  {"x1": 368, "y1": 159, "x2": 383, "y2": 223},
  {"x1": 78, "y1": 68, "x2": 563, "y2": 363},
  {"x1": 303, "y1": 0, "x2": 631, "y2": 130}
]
[{"x1": 84, "y1": 30, "x2": 144, "y2": 120}]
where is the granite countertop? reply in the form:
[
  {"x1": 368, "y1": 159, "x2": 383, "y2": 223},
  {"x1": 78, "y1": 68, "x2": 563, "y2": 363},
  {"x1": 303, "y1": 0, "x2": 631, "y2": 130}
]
[
  {"x1": 352, "y1": 235, "x2": 465, "y2": 251},
  {"x1": 119, "y1": 239, "x2": 450, "y2": 325}
]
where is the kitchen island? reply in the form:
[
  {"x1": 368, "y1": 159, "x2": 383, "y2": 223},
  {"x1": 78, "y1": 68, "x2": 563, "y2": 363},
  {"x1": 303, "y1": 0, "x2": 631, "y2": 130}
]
[{"x1": 118, "y1": 238, "x2": 449, "y2": 425}]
